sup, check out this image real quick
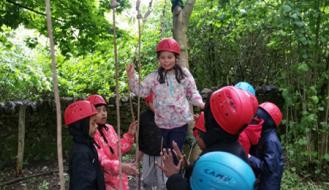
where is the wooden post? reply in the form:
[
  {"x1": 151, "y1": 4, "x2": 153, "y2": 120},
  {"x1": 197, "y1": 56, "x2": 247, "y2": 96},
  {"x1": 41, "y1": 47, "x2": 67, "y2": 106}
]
[
  {"x1": 16, "y1": 105, "x2": 27, "y2": 176},
  {"x1": 45, "y1": 0, "x2": 65, "y2": 189}
]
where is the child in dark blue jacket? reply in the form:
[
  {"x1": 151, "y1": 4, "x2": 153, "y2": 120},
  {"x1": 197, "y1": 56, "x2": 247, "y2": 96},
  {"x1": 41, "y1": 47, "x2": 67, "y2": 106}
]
[{"x1": 248, "y1": 102, "x2": 284, "y2": 190}]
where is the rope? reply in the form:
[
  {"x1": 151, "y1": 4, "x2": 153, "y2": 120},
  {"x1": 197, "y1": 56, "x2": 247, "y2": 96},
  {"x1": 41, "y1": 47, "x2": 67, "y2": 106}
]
[
  {"x1": 44, "y1": 0, "x2": 65, "y2": 189},
  {"x1": 160, "y1": 0, "x2": 167, "y2": 38},
  {"x1": 110, "y1": 1, "x2": 123, "y2": 189},
  {"x1": 133, "y1": 1, "x2": 153, "y2": 189},
  {"x1": 135, "y1": 1, "x2": 142, "y2": 189}
]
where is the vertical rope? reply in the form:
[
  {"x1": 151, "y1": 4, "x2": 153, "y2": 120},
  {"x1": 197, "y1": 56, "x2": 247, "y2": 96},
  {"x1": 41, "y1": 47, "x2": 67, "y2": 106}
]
[
  {"x1": 160, "y1": 0, "x2": 167, "y2": 38},
  {"x1": 134, "y1": 1, "x2": 153, "y2": 189},
  {"x1": 111, "y1": 0, "x2": 123, "y2": 189},
  {"x1": 135, "y1": 2, "x2": 142, "y2": 189},
  {"x1": 44, "y1": 0, "x2": 65, "y2": 189}
]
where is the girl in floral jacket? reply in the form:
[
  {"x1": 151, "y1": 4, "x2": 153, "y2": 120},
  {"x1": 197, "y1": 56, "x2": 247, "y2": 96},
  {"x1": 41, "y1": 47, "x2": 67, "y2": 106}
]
[{"x1": 126, "y1": 38, "x2": 204, "y2": 155}]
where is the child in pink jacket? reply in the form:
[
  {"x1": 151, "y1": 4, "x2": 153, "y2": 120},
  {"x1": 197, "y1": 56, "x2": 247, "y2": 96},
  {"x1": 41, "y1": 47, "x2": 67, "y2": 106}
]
[{"x1": 87, "y1": 95, "x2": 138, "y2": 190}]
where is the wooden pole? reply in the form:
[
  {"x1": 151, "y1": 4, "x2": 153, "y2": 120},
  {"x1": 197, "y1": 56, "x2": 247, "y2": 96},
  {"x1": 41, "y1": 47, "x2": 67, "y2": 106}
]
[
  {"x1": 16, "y1": 105, "x2": 26, "y2": 176},
  {"x1": 44, "y1": 0, "x2": 65, "y2": 189},
  {"x1": 111, "y1": 1, "x2": 123, "y2": 189},
  {"x1": 135, "y1": 1, "x2": 142, "y2": 190}
]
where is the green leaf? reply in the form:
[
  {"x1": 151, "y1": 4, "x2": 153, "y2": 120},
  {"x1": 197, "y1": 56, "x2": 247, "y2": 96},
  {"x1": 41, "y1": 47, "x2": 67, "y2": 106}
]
[
  {"x1": 324, "y1": 154, "x2": 329, "y2": 162},
  {"x1": 294, "y1": 21, "x2": 304, "y2": 27},
  {"x1": 310, "y1": 96, "x2": 319, "y2": 104},
  {"x1": 282, "y1": 4, "x2": 292, "y2": 13},
  {"x1": 297, "y1": 63, "x2": 309, "y2": 73}
]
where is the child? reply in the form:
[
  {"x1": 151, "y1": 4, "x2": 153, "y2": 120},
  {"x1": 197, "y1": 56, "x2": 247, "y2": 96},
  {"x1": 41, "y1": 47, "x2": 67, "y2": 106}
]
[
  {"x1": 248, "y1": 102, "x2": 284, "y2": 190},
  {"x1": 157, "y1": 86, "x2": 258, "y2": 190},
  {"x1": 137, "y1": 92, "x2": 167, "y2": 189},
  {"x1": 126, "y1": 38, "x2": 205, "y2": 153},
  {"x1": 87, "y1": 95, "x2": 138, "y2": 190},
  {"x1": 234, "y1": 81, "x2": 264, "y2": 155},
  {"x1": 64, "y1": 100, "x2": 105, "y2": 190}
]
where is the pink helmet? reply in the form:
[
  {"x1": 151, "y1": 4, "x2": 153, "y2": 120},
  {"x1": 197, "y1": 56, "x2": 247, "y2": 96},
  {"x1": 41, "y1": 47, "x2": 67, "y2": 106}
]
[
  {"x1": 210, "y1": 86, "x2": 255, "y2": 135},
  {"x1": 259, "y1": 102, "x2": 282, "y2": 127},
  {"x1": 156, "y1": 38, "x2": 180, "y2": 55},
  {"x1": 87, "y1": 95, "x2": 107, "y2": 106},
  {"x1": 64, "y1": 100, "x2": 97, "y2": 125}
]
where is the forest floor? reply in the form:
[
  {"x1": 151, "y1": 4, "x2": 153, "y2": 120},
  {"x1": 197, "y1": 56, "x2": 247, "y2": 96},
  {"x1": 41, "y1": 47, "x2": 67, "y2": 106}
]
[
  {"x1": 1, "y1": 160, "x2": 329, "y2": 190},
  {"x1": 0, "y1": 160, "x2": 138, "y2": 190}
]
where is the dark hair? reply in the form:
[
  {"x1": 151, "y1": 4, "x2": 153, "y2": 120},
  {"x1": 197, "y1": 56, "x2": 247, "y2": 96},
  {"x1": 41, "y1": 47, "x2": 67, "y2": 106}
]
[
  {"x1": 157, "y1": 53, "x2": 186, "y2": 84},
  {"x1": 68, "y1": 118, "x2": 93, "y2": 145}
]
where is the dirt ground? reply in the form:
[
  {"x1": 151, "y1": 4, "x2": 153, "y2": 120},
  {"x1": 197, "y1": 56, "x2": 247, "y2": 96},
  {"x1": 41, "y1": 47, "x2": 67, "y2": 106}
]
[{"x1": 0, "y1": 161, "x2": 138, "y2": 190}]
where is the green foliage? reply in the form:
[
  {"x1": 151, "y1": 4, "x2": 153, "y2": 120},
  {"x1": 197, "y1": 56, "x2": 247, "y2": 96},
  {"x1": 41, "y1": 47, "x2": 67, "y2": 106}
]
[
  {"x1": 281, "y1": 168, "x2": 329, "y2": 190},
  {"x1": 0, "y1": 26, "x2": 52, "y2": 101},
  {"x1": 188, "y1": 0, "x2": 329, "y2": 179},
  {"x1": 38, "y1": 180, "x2": 49, "y2": 190},
  {"x1": 0, "y1": 0, "x2": 131, "y2": 56},
  {"x1": 0, "y1": 1, "x2": 169, "y2": 101}
]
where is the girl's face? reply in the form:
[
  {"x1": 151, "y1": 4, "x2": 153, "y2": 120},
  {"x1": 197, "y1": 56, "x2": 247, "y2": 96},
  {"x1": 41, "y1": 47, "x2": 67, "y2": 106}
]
[
  {"x1": 89, "y1": 115, "x2": 98, "y2": 137},
  {"x1": 158, "y1": 51, "x2": 176, "y2": 71},
  {"x1": 95, "y1": 105, "x2": 107, "y2": 125}
]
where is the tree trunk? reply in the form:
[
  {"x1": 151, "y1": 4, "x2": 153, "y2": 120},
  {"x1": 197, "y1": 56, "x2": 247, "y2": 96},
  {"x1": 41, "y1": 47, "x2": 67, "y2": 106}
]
[
  {"x1": 16, "y1": 105, "x2": 26, "y2": 176},
  {"x1": 45, "y1": 0, "x2": 65, "y2": 189},
  {"x1": 172, "y1": 0, "x2": 197, "y2": 160},
  {"x1": 172, "y1": 0, "x2": 195, "y2": 68}
]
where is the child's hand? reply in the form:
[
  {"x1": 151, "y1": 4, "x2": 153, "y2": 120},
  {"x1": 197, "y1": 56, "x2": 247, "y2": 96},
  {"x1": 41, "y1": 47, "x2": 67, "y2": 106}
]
[
  {"x1": 128, "y1": 120, "x2": 138, "y2": 136},
  {"x1": 193, "y1": 113, "x2": 200, "y2": 121},
  {"x1": 200, "y1": 102, "x2": 205, "y2": 110},
  {"x1": 126, "y1": 63, "x2": 135, "y2": 78},
  {"x1": 122, "y1": 163, "x2": 138, "y2": 175},
  {"x1": 156, "y1": 148, "x2": 183, "y2": 177},
  {"x1": 172, "y1": 141, "x2": 189, "y2": 167}
]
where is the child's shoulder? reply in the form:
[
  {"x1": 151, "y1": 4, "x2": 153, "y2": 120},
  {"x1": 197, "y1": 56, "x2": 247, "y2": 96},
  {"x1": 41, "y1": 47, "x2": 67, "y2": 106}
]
[{"x1": 181, "y1": 66, "x2": 192, "y2": 75}]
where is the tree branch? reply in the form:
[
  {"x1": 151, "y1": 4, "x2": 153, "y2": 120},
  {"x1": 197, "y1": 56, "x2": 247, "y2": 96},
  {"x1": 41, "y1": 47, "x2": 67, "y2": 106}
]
[
  {"x1": 5, "y1": 0, "x2": 63, "y2": 22},
  {"x1": 183, "y1": 0, "x2": 196, "y2": 22}
]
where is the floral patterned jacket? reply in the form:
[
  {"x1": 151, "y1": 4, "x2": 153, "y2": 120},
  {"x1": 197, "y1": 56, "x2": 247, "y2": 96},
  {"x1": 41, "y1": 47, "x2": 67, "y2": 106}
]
[{"x1": 129, "y1": 67, "x2": 204, "y2": 129}]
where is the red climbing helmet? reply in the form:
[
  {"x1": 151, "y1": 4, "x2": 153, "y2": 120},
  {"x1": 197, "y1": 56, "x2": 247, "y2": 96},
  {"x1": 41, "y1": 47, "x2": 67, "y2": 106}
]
[
  {"x1": 156, "y1": 38, "x2": 181, "y2": 55},
  {"x1": 210, "y1": 86, "x2": 255, "y2": 135},
  {"x1": 87, "y1": 95, "x2": 107, "y2": 106},
  {"x1": 64, "y1": 100, "x2": 97, "y2": 125},
  {"x1": 259, "y1": 102, "x2": 282, "y2": 127}
]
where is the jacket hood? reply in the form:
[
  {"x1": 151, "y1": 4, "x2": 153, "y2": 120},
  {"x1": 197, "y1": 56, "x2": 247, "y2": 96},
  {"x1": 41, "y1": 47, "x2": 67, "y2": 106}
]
[{"x1": 68, "y1": 117, "x2": 93, "y2": 145}]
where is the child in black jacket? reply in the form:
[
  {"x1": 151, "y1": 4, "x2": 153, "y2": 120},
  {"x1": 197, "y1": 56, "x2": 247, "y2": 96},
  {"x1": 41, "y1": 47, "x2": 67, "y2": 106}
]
[
  {"x1": 64, "y1": 100, "x2": 105, "y2": 190},
  {"x1": 157, "y1": 86, "x2": 258, "y2": 190}
]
